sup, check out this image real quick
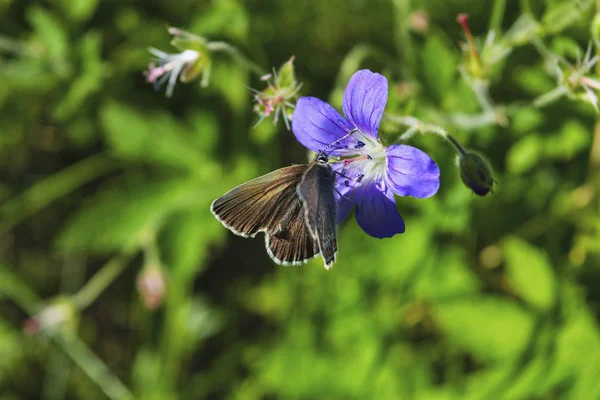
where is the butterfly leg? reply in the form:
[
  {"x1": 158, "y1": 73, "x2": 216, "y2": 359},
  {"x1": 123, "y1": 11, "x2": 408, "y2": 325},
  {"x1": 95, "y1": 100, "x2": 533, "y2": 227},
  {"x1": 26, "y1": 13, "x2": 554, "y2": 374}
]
[
  {"x1": 333, "y1": 170, "x2": 365, "y2": 185},
  {"x1": 333, "y1": 187, "x2": 356, "y2": 206}
]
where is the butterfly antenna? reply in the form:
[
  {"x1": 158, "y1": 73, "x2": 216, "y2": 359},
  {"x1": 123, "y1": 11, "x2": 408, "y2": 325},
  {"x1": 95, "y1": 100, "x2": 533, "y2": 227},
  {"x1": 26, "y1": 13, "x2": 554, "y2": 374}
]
[{"x1": 322, "y1": 128, "x2": 358, "y2": 156}]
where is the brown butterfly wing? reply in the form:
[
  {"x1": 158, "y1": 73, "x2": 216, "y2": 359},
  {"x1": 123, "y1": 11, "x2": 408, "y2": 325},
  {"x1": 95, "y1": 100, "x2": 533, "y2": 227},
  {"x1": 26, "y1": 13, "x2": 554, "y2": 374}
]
[
  {"x1": 211, "y1": 164, "x2": 320, "y2": 265},
  {"x1": 265, "y1": 198, "x2": 320, "y2": 265},
  {"x1": 297, "y1": 162, "x2": 338, "y2": 269}
]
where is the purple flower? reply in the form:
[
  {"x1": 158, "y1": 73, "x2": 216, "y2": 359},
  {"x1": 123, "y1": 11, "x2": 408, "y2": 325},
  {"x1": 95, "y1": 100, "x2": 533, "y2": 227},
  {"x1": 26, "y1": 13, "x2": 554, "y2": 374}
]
[{"x1": 291, "y1": 69, "x2": 440, "y2": 238}]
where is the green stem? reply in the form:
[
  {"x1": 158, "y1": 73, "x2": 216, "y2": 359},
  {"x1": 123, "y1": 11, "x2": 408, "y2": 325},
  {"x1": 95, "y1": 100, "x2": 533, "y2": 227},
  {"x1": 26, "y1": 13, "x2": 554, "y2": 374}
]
[
  {"x1": 385, "y1": 115, "x2": 468, "y2": 156},
  {"x1": 0, "y1": 34, "x2": 33, "y2": 56},
  {"x1": 72, "y1": 255, "x2": 132, "y2": 310},
  {"x1": 207, "y1": 41, "x2": 265, "y2": 76},
  {"x1": 392, "y1": 0, "x2": 416, "y2": 79},
  {"x1": 474, "y1": 80, "x2": 494, "y2": 112},
  {"x1": 0, "y1": 263, "x2": 133, "y2": 399},
  {"x1": 43, "y1": 257, "x2": 85, "y2": 400},
  {"x1": 0, "y1": 265, "x2": 40, "y2": 313},
  {"x1": 520, "y1": 0, "x2": 534, "y2": 17},
  {"x1": 54, "y1": 334, "x2": 134, "y2": 400},
  {"x1": 42, "y1": 346, "x2": 71, "y2": 400},
  {"x1": 490, "y1": 0, "x2": 507, "y2": 33},
  {"x1": 0, "y1": 152, "x2": 120, "y2": 233}
]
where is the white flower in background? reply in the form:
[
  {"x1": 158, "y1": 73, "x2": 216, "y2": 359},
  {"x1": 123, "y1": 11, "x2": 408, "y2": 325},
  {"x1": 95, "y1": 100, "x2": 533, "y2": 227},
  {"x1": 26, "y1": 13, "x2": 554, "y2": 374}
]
[{"x1": 145, "y1": 48, "x2": 202, "y2": 98}]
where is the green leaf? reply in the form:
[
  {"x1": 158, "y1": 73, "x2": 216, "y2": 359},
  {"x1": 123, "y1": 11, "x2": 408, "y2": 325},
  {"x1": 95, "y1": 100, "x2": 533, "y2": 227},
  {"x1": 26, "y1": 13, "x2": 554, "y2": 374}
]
[
  {"x1": 56, "y1": 179, "x2": 203, "y2": 253},
  {"x1": 0, "y1": 321, "x2": 25, "y2": 385},
  {"x1": 434, "y1": 297, "x2": 534, "y2": 362},
  {"x1": 178, "y1": 297, "x2": 223, "y2": 355},
  {"x1": 250, "y1": 119, "x2": 278, "y2": 144},
  {"x1": 27, "y1": 7, "x2": 71, "y2": 77},
  {"x1": 189, "y1": 0, "x2": 249, "y2": 40},
  {"x1": 54, "y1": 32, "x2": 104, "y2": 121},
  {"x1": 513, "y1": 66, "x2": 555, "y2": 95},
  {"x1": 0, "y1": 60, "x2": 57, "y2": 93},
  {"x1": 186, "y1": 110, "x2": 220, "y2": 152},
  {"x1": 59, "y1": 0, "x2": 100, "y2": 23},
  {"x1": 502, "y1": 355, "x2": 551, "y2": 399},
  {"x1": 100, "y1": 101, "x2": 206, "y2": 171},
  {"x1": 541, "y1": 0, "x2": 593, "y2": 35},
  {"x1": 209, "y1": 62, "x2": 249, "y2": 113},
  {"x1": 0, "y1": 265, "x2": 40, "y2": 313},
  {"x1": 162, "y1": 209, "x2": 222, "y2": 280},
  {"x1": 550, "y1": 36, "x2": 583, "y2": 60},
  {"x1": 510, "y1": 107, "x2": 544, "y2": 135},
  {"x1": 414, "y1": 248, "x2": 480, "y2": 300},
  {"x1": 549, "y1": 311, "x2": 600, "y2": 399},
  {"x1": 0, "y1": 153, "x2": 119, "y2": 233},
  {"x1": 131, "y1": 349, "x2": 172, "y2": 399},
  {"x1": 544, "y1": 120, "x2": 591, "y2": 160},
  {"x1": 503, "y1": 237, "x2": 556, "y2": 312},
  {"x1": 506, "y1": 133, "x2": 544, "y2": 174},
  {"x1": 421, "y1": 33, "x2": 458, "y2": 103},
  {"x1": 338, "y1": 216, "x2": 433, "y2": 282}
]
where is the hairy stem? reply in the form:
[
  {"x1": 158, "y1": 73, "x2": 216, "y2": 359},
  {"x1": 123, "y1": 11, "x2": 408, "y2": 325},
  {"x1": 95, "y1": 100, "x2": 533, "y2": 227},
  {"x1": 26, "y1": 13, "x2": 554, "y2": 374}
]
[
  {"x1": 385, "y1": 115, "x2": 468, "y2": 156},
  {"x1": 207, "y1": 41, "x2": 265, "y2": 76}
]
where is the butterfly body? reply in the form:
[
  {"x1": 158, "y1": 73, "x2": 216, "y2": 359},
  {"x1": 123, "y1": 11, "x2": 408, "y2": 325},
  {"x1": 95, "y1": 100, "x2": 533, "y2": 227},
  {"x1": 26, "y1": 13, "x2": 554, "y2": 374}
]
[{"x1": 296, "y1": 154, "x2": 338, "y2": 268}]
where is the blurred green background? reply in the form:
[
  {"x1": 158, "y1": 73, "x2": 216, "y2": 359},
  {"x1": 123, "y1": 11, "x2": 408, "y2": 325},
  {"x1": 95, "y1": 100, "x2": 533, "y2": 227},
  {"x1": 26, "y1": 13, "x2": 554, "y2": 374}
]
[{"x1": 2, "y1": 0, "x2": 600, "y2": 399}]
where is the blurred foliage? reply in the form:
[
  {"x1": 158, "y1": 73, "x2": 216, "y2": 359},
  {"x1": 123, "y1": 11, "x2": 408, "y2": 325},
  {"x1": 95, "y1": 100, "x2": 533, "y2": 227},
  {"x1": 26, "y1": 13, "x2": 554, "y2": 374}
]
[{"x1": 1, "y1": 0, "x2": 600, "y2": 399}]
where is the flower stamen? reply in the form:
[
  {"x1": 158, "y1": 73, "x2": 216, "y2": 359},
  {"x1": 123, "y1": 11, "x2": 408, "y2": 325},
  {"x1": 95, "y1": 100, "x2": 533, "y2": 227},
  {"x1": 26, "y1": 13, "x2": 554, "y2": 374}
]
[{"x1": 343, "y1": 154, "x2": 372, "y2": 166}]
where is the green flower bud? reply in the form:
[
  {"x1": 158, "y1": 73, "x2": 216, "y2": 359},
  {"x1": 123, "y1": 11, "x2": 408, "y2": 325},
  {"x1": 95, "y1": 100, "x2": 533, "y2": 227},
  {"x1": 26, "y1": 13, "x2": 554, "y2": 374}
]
[
  {"x1": 458, "y1": 151, "x2": 495, "y2": 196},
  {"x1": 251, "y1": 56, "x2": 302, "y2": 129}
]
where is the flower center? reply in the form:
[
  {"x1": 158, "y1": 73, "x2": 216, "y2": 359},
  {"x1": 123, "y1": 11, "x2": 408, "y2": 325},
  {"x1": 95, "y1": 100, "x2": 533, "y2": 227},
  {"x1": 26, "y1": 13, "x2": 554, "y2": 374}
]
[{"x1": 338, "y1": 129, "x2": 387, "y2": 188}]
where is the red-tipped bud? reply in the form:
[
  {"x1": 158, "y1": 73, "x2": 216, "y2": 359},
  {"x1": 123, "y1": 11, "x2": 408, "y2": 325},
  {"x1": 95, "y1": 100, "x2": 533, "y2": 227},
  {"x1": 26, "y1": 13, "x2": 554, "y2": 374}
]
[{"x1": 136, "y1": 264, "x2": 166, "y2": 310}]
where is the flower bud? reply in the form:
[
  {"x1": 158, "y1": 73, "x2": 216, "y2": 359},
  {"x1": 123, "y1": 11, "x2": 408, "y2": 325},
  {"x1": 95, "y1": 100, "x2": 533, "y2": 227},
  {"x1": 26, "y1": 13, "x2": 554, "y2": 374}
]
[
  {"x1": 145, "y1": 27, "x2": 212, "y2": 97},
  {"x1": 24, "y1": 297, "x2": 76, "y2": 335},
  {"x1": 458, "y1": 151, "x2": 495, "y2": 196},
  {"x1": 457, "y1": 13, "x2": 484, "y2": 79},
  {"x1": 136, "y1": 264, "x2": 166, "y2": 310},
  {"x1": 251, "y1": 56, "x2": 302, "y2": 129},
  {"x1": 168, "y1": 28, "x2": 212, "y2": 84},
  {"x1": 410, "y1": 10, "x2": 429, "y2": 34}
]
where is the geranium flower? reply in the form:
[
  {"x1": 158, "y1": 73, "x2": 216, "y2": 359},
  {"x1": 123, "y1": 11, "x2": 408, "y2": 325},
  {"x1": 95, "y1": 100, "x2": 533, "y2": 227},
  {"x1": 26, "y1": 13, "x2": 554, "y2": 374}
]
[
  {"x1": 291, "y1": 69, "x2": 440, "y2": 238},
  {"x1": 145, "y1": 48, "x2": 202, "y2": 98}
]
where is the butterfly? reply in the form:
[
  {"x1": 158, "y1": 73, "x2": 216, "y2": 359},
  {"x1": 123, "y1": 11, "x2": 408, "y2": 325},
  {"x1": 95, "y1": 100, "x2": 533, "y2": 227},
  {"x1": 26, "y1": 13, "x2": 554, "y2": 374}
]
[{"x1": 210, "y1": 130, "x2": 356, "y2": 269}]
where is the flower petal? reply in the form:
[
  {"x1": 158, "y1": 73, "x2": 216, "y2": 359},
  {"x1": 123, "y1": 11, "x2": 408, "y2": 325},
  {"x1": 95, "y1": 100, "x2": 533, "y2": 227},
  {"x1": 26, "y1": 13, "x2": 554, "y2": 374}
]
[
  {"x1": 331, "y1": 162, "x2": 359, "y2": 223},
  {"x1": 292, "y1": 97, "x2": 355, "y2": 155},
  {"x1": 334, "y1": 190, "x2": 354, "y2": 224},
  {"x1": 355, "y1": 178, "x2": 405, "y2": 238},
  {"x1": 342, "y1": 70, "x2": 388, "y2": 139},
  {"x1": 385, "y1": 144, "x2": 440, "y2": 198}
]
